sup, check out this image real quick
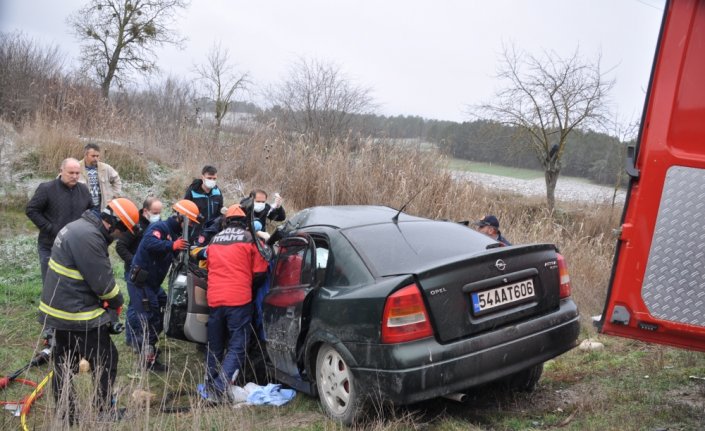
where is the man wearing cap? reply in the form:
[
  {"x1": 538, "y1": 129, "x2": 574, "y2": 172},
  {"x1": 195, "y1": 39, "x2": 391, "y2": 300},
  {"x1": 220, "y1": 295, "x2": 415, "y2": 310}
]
[{"x1": 475, "y1": 215, "x2": 512, "y2": 246}]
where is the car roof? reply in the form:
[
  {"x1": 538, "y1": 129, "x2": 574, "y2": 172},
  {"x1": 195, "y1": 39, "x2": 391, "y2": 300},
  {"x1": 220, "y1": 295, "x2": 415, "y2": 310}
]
[
  {"x1": 287, "y1": 205, "x2": 498, "y2": 276},
  {"x1": 287, "y1": 205, "x2": 428, "y2": 230}
]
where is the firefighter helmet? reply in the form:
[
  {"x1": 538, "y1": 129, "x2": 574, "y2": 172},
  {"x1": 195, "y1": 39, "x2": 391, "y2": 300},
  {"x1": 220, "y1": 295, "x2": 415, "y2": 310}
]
[
  {"x1": 173, "y1": 199, "x2": 200, "y2": 224},
  {"x1": 106, "y1": 198, "x2": 140, "y2": 233},
  {"x1": 225, "y1": 205, "x2": 246, "y2": 219}
]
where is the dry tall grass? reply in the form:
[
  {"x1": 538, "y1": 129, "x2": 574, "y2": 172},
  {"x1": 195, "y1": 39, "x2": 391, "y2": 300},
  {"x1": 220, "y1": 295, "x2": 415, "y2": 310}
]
[
  {"x1": 11, "y1": 112, "x2": 623, "y2": 429},
  {"x1": 18, "y1": 115, "x2": 619, "y2": 324}
]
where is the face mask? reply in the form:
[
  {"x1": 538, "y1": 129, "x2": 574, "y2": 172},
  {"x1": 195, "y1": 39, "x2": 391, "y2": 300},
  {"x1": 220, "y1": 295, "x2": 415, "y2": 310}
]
[
  {"x1": 204, "y1": 179, "x2": 217, "y2": 189},
  {"x1": 253, "y1": 202, "x2": 266, "y2": 213},
  {"x1": 253, "y1": 220, "x2": 263, "y2": 232},
  {"x1": 148, "y1": 213, "x2": 161, "y2": 223}
]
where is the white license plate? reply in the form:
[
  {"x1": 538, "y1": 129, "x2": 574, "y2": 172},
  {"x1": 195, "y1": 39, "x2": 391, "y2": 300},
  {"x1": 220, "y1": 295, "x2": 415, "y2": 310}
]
[{"x1": 471, "y1": 279, "x2": 535, "y2": 314}]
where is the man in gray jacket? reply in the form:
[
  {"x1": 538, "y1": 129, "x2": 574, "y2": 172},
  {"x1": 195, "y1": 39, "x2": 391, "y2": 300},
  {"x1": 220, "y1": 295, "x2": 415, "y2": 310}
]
[
  {"x1": 26, "y1": 158, "x2": 93, "y2": 282},
  {"x1": 78, "y1": 142, "x2": 122, "y2": 210},
  {"x1": 39, "y1": 197, "x2": 139, "y2": 425}
]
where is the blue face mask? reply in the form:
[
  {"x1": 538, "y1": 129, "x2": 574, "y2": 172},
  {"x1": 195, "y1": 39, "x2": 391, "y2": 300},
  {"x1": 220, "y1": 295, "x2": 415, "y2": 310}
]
[
  {"x1": 254, "y1": 220, "x2": 263, "y2": 232},
  {"x1": 148, "y1": 213, "x2": 161, "y2": 223}
]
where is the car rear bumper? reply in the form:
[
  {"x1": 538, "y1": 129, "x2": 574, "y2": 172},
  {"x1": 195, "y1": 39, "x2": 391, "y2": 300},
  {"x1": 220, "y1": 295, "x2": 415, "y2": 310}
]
[{"x1": 349, "y1": 299, "x2": 580, "y2": 405}]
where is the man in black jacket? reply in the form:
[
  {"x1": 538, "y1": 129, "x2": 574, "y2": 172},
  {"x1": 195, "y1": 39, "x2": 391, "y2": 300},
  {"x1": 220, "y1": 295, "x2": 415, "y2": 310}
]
[
  {"x1": 184, "y1": 165, "x2": 222, "y2": 237},
  {"x1": 26, "y1": 158, "x2": 93, "y2": 282},
  {"x1": 242, "y1": 189, "x2": 286, "y2": 231}
]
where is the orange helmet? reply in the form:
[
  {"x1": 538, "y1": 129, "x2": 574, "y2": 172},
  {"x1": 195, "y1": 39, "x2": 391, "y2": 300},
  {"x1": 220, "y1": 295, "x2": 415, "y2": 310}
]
[
  {"x1": 173, "y1": 199, "x2": 200, "y2": 224},
  {"x1": 106, "y1": 198, "x2": 140, "y2": 233},
  {"x1": 225, "y1": 205, "x2": 246, "y2": 219}
]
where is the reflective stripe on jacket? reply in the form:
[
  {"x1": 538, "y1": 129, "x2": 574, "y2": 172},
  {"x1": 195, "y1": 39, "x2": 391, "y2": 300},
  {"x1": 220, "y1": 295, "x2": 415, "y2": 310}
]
[{"x1": 39, "y1": 210, "x2": 123, "y2": 330}]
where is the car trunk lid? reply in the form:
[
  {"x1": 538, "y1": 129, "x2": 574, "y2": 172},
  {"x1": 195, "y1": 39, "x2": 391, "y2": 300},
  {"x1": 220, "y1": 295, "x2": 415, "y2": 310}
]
[{"x1": 416, "y1": 244, "x2": 562, "y2": 343}]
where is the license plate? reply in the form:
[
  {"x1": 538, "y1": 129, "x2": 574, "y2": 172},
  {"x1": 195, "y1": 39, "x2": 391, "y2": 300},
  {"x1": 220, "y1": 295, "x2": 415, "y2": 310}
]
[{"x1": 471, "y1": 279, "x2": 535, "y2": 314}]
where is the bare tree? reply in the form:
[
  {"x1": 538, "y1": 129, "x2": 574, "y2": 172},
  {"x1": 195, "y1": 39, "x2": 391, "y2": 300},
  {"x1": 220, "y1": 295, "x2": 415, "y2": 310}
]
[
  {"x1": 68, "y1": 0, "x2": 189, "y2": 99},
  {"x1": 0, "y1": 32, "x2": 64, "y2": 123},
  {"x1": 475, "y1": 45, "x2": 614, "y2": 210},
  {"x1": 268, "y1": 57, "x2": 375, "y2": 146},
  {"x1": 194, "y1": 42, "x2": 249, "y2": 140}
]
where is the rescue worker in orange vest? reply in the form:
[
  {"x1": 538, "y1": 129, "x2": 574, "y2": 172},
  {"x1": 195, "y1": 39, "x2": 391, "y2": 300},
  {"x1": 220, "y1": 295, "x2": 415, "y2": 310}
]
[
  {"x1": 203, "y1": 205, "x2": 268, "y2": 400},
  {"x1": 38, "y1": 198, "x2": 140, "y2": 425},
  {"x1": 125, "y1": 199, "x2": 200, "y2": 371}
]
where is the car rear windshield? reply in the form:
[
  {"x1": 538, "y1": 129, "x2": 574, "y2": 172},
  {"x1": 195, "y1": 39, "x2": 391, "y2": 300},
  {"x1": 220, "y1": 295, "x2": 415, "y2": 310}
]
[{"x1": 343, "y1": 220, "x2": 496, "y2": 276}]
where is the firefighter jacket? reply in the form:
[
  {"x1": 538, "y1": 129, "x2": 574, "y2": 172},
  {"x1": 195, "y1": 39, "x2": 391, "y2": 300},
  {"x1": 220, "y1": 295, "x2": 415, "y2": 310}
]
[
  {"x1": 184, "y1": 179, "x2": 223, "y2": 226},
  {"x1": 206, "y1": 222, "x2": 268, "y2": 307},
  {"x1": 38, "y1": 210, "x2": 123, "y2": 331},
  {"x1": 115, "y1": 215, "x2": 150, "y2": 275},
  {"x1": 131, "y1": 216, "x2": 182, "y2": 287},
  {"x1": 77, "y1": 160, "x2": 122, "y2": 211},
  {"x1": 26, "y1": 178, "x2": 92, "y2": 248}
]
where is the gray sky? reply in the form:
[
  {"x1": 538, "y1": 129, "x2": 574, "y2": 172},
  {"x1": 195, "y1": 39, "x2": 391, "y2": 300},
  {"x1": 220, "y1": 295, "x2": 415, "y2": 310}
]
[{"x1": 1, "y1": 0, "x2": 665, "y2": 123}]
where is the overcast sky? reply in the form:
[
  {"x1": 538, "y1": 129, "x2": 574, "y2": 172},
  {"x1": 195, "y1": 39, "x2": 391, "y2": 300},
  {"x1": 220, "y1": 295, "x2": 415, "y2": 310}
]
[{"x1": 1, "y1": 0, "x2": 665, "y2": 123}]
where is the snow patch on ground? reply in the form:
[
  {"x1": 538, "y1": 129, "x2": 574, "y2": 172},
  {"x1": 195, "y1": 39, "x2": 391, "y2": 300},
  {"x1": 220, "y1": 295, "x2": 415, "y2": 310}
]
[{"x1": 451, "y1": 170, "x2": 626, "y2": 204}]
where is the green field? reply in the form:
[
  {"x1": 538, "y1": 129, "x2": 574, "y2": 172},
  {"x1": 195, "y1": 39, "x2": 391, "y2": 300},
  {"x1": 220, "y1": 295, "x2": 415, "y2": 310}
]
[
  {"x1": 448, "y1": 159, "x2": 545, "y2": 180},
  {"x1": 448, "y1": 159, "x2": 599, "y2": 186}
]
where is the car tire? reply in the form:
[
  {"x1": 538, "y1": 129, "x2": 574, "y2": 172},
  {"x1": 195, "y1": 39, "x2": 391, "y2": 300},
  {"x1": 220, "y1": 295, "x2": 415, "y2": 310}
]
[
  {"x1": 502, "y1": 362, "x2": 544, "y2": 392},
  {"x1": 315, "y1": 343, "x2": 366, "y2": 425}
]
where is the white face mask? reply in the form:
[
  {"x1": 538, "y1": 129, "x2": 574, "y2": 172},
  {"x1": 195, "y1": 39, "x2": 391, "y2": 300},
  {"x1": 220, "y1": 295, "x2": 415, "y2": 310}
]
[
  {"x1": 204, "y1": 179, "x2": 217, "y2": 189},
  {"x1": 148, "y1": 213, "x2": 161, "y2": 223},
  {"x1": 253, "y1": 202, "x2": 266, "y2": 213}
]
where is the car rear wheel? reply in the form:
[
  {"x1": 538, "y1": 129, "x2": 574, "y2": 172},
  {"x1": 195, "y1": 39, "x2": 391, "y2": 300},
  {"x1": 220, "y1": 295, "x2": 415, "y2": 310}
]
[
  {"x1": 502, "y1": 362, "x2": 544, "y2": 392},
  {"x1": 316, "y1": 343, "x2": 365, "y2": 425}
]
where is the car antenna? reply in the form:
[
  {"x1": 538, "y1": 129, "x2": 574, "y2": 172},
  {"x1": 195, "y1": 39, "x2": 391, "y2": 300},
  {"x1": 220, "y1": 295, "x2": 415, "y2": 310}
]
[{"x1": 392, "y1": 184, "x2": 428, "y2": 224}]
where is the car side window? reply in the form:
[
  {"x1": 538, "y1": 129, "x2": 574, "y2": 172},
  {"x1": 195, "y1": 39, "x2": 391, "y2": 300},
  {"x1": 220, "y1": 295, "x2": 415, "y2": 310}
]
[{"x1": 327, "y1": 236, "x2": 373, "y2": 287}]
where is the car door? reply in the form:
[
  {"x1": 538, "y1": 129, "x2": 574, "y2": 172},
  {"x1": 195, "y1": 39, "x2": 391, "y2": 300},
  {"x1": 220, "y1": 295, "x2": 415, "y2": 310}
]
[
  {"x1": 164, "y1": 218, "x2": 210, "y2": 344},
  {"x1": 599, "y1": 0, "x2": 705, "y2": 352},
  {"x1": 263, "y1": 234, "x2": 317, "y2": 382}
]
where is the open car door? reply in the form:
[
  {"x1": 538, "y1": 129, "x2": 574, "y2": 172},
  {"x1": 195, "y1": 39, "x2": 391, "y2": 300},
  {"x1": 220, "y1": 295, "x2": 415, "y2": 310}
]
[
  {"x1": 599, "y1": 0, "x2": 705, "y2": 352},
  {"x1": 164, "y1": 219, "x2": 210, "y2": 344},
  {"x1": 263, "y1": 234, "x2": 317, "y2": 392}
]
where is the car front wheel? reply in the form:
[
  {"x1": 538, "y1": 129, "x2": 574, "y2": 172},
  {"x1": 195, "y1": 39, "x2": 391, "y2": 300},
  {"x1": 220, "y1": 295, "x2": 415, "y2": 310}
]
[{"x1": 315, "y1": 343, "x2": 365, "y2": 425}]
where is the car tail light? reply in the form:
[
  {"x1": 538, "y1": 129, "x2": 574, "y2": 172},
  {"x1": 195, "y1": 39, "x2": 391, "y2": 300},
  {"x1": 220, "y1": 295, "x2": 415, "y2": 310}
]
[
  {"x1": 557, "y1": 253, "x2": 572, "y2": 299},
  {"x1": 381, "y1": 283, "x2": 433, "y2": 343}
]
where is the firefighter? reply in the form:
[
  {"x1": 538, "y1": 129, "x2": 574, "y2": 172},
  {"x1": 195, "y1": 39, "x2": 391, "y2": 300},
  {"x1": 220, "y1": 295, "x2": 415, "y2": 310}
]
[
  {"x1": 38, "y1": 198, "x2": 139, "y2": 425},
  {"x1": 125, "y1": 199, "x2": 200, "y2": 371},
  {"x1": 203, "y1": 205, "x2": 268, "y2": 400}
]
